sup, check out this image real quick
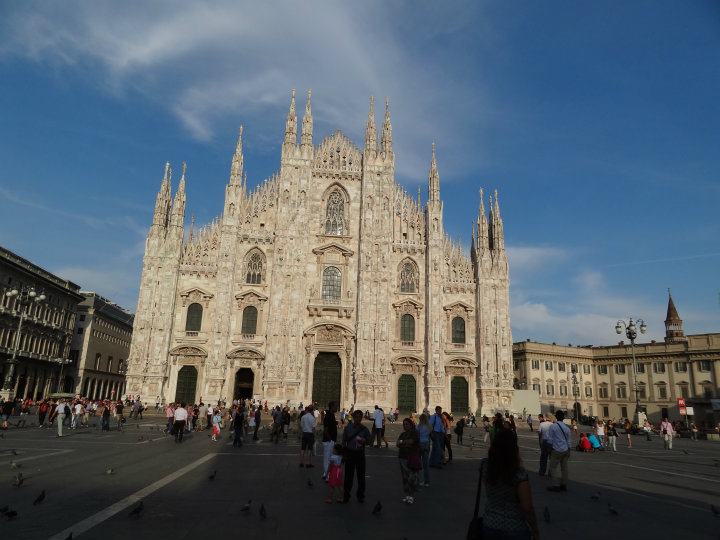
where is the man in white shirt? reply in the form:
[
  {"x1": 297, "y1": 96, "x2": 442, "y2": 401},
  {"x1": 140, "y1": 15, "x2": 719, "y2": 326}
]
[
  {"x1": 546, "y1": 410, "x2": 572, "y2": 492},
  {"x1": 299, "y1": 406, "x2": 317, "y2": 468},
  {"x1": 72, "y1": 402, "x2": 83, "y2": 429},
  {"x1": 372, "y1": 405, "x2": 384, "y2": 448},
  {"x1": 173, "y1": 403, "x2": 189, "y2": 443},
  {"x1": 537, "y1": 414, "x2": 554, "y2": 476}
]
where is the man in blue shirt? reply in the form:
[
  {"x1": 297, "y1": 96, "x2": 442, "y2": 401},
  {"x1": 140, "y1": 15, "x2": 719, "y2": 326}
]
[
  {"x1": 429, "y1": 406, "x2": 445, "y2": 467},
  {"x1": 546, "y1": 410, "x2": 572, "y2": 492}
]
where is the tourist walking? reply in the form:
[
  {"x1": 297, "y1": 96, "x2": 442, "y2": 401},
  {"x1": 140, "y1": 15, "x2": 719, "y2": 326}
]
[
  {"x1": 660, "y1": 417, "x2": 674, "y2": 450},
  {"x1": 211, "y1": 410, "x2": 222, "y2": 441},
  {"x1": 455, "y1": 415, "x2": 465, "y2": 445},
  {"x1": 1, "y1": 398, "x2": 15, "y2": 430},
  {"x1": 623, "y1": 418, "x2": 633, "y2": 448},
  {"x1": 537, "y1": 414, "x2": 553, "y2": 476},
  {"x1": 165, "y1": 403, "x2": 175, "y2": 434},
  {"x1": 442, "y1": 412, "x2": 454, "y2": 463},
  {"x1": 607, "y1": 422, "x2": 618, "y2": 452},
  {"x1": 322, "y1": 402, "x2": 338, "y2": 480},
  {"x1": 429, "y1": 406, "x2": 445, "y2": 467},
  {"x1": 55, "y1": 399, "x2": 66, "y2": 437},
  {"x1": 342, "y1": 409, "x2": 371, "y2": 503},
  {"x1": 173, "y1": 402, "x2": 188, "y2": 443},
  {"x1": 527, "y1": 415, "x2": 533, "y2": 432},
  {"x1": 372, "y1": 405, "x2": 384, "y2": 447},
  {"x1": 479, "y1": 428, "x2": 541, "y2": 539},
  {"x1": 232, "y1": 407, "x2": 244, "y2": 447},
  {"x1": 115, "y1": 401, "x2": 125, "y2": 431},
  {"x1": 595, "y1": 419, "x2": 606, "y2": 448},
  {"x1": 643, "y1": 419, "x2": 653, "y2": 441},
  {"x1": 253, "y1": 406, "x2": 261, "y2": 440},
  {"x1": 482, "y1": 416, "x2": 491, "y2": 444},
  {"x1": 101, "y1": 403, "x2": 111, "y2": 431},
  {"x1": 417, "y1": 413, "x2": 431, "y2": 487},
  {"x1": 38, "y1": 400, "x2": 49, "y2": 428},
  {"x1": 547, "y1": 410, "x2": 572, "y2": 492},
  {"x1": 299, "y1": 405, "x2": 316, "y2": 467},
  {"x1": 397, "y1": 418, "x2": 421, "y2": 504}
]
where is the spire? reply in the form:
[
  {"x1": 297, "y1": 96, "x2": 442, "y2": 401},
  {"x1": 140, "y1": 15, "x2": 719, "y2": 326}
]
[
  {"x1": 476, "y1": 188, "x2": 489, "y2": 252},
  {"x1": 489, "y1": 189, "x2": 505, "y2": 251},
  {"x1": 664, "y1": 290, "x2": 686, "y2": 343},
  {"x1": 417, "y1": 186, "x2": 421, "y2": 208},
  {"x1": 364, "y1": 96, "x2": 377, "y2": 157},
  {"x1": 170, "y1": 162, "x2": 186, "y2": 228},
  {"x1": 283, "y1": 89, "x2": 297, "y2": 147},
  {"x1": 229, "y1": 126, "x2": 244, "y2": 186},
  {"x1": 152, "y1": 162, "x2": 172, "y2": 228},
  {"x1": 428, "y1": 142, "x2": 440, "y2": 201},
  {"x1": 381, "y1": 97, "x2": 393, "y2": 156},
  {"x1": 301, "y1": 90, "x2": 313, "y2": 149},
  {"x1": 189, "y1": 213, "x2": 196, "y2": 241}
]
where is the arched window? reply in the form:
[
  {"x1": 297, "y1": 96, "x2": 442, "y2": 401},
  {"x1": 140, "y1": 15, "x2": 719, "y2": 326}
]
[
  {"x1": 401, "y1": 314, "x2": 415, "y2": 343},
  {"x1": 245, "y1": 250, "x2": 264, "y2": 284},
  {"x1": 185, "y1": 303, "x2": 203, "y2": 332},
  {"x1": 325, "y1": 190, "x2": 345, "y2": 235},
  {"x1": 451, "y1": 317, "x2": 466, "y2": 343},
  {"x1": 241, "y1": 306, "x2": 258, "y2": 335},
  {"x1": 322, "y1": 267, "x2": 341, "y2": 301},
  {"x1": 399, "y1": 260, "x2": 419, "y2": 293}
]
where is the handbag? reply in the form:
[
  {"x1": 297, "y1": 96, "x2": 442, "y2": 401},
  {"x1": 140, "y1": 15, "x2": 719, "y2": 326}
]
[{"x1": 466, "y1": 459, "x2": 485, "y2": 540}]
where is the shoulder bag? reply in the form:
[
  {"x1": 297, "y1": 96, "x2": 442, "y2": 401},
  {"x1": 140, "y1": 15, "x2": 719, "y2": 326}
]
[{"x1": 466, "y1": 459, "x2": 486, "y2": 540}]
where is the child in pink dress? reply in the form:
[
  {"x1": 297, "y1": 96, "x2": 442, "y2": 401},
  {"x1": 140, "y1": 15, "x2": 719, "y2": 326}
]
[{"x1": 325, "y1": 443, "x2": 344, "y2": 503}]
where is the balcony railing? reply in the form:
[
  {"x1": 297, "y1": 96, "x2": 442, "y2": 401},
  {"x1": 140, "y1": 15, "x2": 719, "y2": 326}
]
[
  {"x1": 185, "y1": 331, "x2": 199, "y2": 337},
  {"x1": 241, "y1": 333, "x2": 256, "y2": 340}
]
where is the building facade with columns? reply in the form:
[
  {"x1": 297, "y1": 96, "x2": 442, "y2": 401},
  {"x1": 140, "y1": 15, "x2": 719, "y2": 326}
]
[
  {"x1": 0, "y1": 245, "x2": 83, "y2": 398},
  {"x1": 126, "y1": 91, "x2": 514, "y2": 414},
  {"x1": 70, "y1": 292, "x2": 134, "y2": 400},
  {"x1": 513, "y1": 294, "x2": 720, "y2": 427}
]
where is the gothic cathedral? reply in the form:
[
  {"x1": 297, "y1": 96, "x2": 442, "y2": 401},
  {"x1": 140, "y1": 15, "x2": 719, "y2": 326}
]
[{"x1": 126, "y1": 91, "x2": 514, "y2": 414}]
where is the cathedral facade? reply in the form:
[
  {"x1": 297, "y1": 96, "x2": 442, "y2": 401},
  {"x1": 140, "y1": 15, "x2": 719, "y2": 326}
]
[{"x1": 125, "y1": 91, "x2": 513, "y2": 414}]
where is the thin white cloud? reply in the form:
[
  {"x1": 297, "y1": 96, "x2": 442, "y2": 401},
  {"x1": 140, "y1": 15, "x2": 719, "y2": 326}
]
[{"x1": 0, "y1": 2, "x2": 490, "y2": 181}]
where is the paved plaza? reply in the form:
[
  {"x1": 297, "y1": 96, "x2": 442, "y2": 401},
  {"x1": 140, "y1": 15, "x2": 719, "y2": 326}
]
[{"x1": 0, "y1": 415, "x2": 718, "y2": 540}]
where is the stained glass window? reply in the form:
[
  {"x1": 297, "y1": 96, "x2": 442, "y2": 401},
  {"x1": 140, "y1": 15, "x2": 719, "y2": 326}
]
[
  {"x1": 399, "y1": 261, "x2": 418, "y2": 293},
  {"x1": 246, "y1": 251, "x2": 264, "y2": 284},
  {"x1": 322, "y1": 267, "x2": 341, "y2": 301},
  {"x1": 325, "y1": 191, "x2": 345, "y2": 235}
]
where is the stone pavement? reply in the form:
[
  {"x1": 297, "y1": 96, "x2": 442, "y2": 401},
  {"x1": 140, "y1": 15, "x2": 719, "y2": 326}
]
[{"x1": 0, "y1": 414, "x2": 718, "y2": 540}]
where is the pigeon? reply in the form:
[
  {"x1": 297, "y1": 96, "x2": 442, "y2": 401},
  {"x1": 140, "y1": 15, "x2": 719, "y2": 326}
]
[
  {"x1": 64, "y1": 533, "x2": 73, "y2": 540},
  {"x1": 208, "y1": 470, "x2": 217, "y2": 481},
  {"x1": 711, "y1": 504, "x2": 719, "y2": 517},
  {"x1": 259, "y1": 504, "x2": 267, "y2": 520},
  {"x1": 105, "y1": 468, "x2": 115, "y2": 475},
  {"x1": 4, "y1": 509, "x2": 17, "y2": 520},
  {"x1": 543, "y1": 506, "x2": 551, "y2": 523},
  {"x1": 10, "y1": 461, "x2": 19, "y2": 469},
  {"x1": 33, "y1": 490, "x2": 46, "y2": 505},
  {"x1": 128, "y1": 501, "x2": 144, "y2": 517},
  {"x1": 12, "y1": 473, "x2": 23, "y2": 487},
  {"x1": 372, "y1": 501, "x2": 382, "y2": 515},
  {"x1": 682, "y1": 449, "x2": 689, "y2": 455},
  {"x1": 240, "y1": 500, "x2": 252, "y2": 512},
  {"x1": 307, "y1": 479, "x2": 314, "y2": 488},
  {"x1": 608, "y1": 503, "x2": 619, "y2": 516},
  {"x1": 10, "y1": 449, "x2": 18, "y2": 456},
  {"x1": 590, "y1": 492, "x2": 600, "y2": 501}
]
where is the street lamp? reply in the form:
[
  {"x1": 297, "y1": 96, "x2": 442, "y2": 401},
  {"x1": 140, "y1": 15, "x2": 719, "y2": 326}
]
[
  {"x1": 615, "y1": 318, "x2": 647, "y2": 425},
  {"x1": 2, "y1": 286, "x2": 46, "y2": 398},
  {"x1": 51, "y1": 358, "x2": 73, "y2": 393}
]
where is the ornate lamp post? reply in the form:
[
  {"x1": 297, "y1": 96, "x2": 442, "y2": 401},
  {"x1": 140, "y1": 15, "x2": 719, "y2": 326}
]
[
  {"x1": 2, "y1": 286, "x2": 46, "y2": 399},
  {"x1": 615, "y1": 318, "x2": 647, "y2": 424},
  {"x1": 51, "y1": 358, "x2": 73, "y2": 393}
]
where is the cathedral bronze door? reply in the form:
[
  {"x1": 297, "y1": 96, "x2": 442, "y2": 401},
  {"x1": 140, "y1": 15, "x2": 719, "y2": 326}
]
[
  {"x1": 450, "y1": 376, "x2": 469, "y2": 415},
  {"x1": 234, "y1": 368, "x2": 254, "y2": 400},
  {"x1": 175, "y1": 366, "x2": 198, "y2": 405},
  {"x1": 397, "y1": 374, "x2": 416, "y2": 413},
  {"x1": 312, "y1": 353, "x2": 341, "y2": 408}
]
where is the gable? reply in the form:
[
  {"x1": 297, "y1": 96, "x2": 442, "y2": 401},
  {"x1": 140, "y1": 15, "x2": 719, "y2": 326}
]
[{"x1": 313, "y1": 131, "x2": 362, "y2": 176}]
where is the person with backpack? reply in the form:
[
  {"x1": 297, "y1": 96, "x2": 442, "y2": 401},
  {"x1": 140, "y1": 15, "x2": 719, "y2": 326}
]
[
  {"x1": 474, "y1": 428, "x2": 540, "y2": 539},
  {"x1": 546, "y1": 410, "x2": 572, "y2": 492}
]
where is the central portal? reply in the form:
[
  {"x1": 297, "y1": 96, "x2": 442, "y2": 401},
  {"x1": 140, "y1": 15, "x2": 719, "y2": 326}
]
[
  {"x1": 234, "y1": 368, "x2": 254, "y2": 401},
  {"x1": 312, "y1": 352, "x2": 341, "y2": 408}
]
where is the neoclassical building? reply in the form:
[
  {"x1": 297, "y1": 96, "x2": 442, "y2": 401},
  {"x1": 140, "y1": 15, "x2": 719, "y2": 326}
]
[{"x1": 126, "y1": 92, "x2": 513, "y2": 414}]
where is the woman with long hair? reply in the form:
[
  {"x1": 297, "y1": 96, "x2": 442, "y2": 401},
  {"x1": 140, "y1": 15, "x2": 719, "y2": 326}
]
[
  {"x1": 481, "y1": 428, "x2": 540, "y2": 539},
  {"x1": 416, "y1": 413, "x2": 432, "y2": 487},
  {"x1": 442, "y1": 412, "x2": 454, "y2": 463}
]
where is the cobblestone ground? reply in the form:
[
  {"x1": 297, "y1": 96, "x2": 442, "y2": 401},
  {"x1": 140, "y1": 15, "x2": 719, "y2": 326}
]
[{"x1": 0, "y1": 413, "x2": 718, "y2": 540}]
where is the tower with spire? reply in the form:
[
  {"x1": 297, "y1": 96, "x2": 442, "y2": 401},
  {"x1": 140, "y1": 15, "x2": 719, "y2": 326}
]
[{"x1": 664, "y1": 291, "x2": 687, "y2": 343}]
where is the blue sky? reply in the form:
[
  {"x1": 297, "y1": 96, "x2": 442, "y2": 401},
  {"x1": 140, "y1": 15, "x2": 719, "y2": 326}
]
[{"x1": 0, "y1": 1, "x2": 718, "y2": 344}]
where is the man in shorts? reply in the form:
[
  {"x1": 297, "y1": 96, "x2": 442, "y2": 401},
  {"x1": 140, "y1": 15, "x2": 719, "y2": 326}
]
[{"x1": 299, "y1": 405, "x2": 316, "y2": 468}]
